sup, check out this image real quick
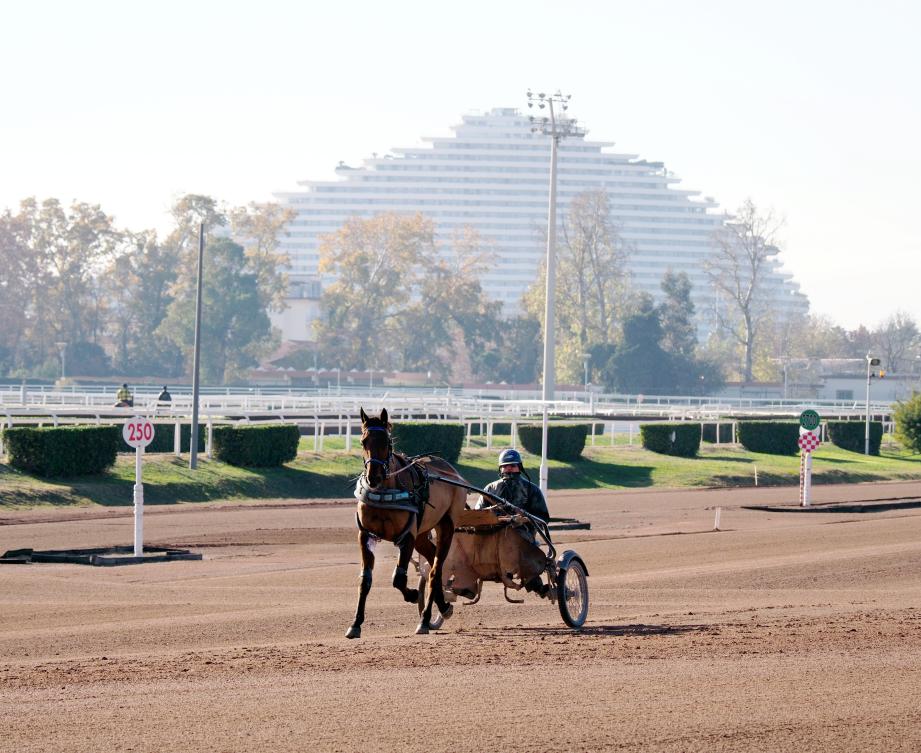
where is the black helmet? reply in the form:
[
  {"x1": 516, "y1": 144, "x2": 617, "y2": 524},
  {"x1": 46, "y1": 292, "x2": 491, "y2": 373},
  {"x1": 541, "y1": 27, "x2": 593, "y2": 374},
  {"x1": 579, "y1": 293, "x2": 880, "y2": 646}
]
[{"x1": 498, "y1": 448, "x2": 523, "y2": 467}]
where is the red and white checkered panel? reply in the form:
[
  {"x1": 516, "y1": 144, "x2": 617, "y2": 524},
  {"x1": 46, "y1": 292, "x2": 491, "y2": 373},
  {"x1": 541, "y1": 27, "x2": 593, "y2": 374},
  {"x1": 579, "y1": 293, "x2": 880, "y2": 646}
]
[{"x1": 798, "y1": 431, "x2": 821, "y2": 452}]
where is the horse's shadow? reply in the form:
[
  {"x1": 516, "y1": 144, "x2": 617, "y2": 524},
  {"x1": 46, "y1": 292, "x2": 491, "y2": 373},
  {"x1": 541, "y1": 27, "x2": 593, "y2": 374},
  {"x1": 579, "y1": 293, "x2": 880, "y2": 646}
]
[{"x1": 473, "y1": 623, "x2": 710, "y2": 638}]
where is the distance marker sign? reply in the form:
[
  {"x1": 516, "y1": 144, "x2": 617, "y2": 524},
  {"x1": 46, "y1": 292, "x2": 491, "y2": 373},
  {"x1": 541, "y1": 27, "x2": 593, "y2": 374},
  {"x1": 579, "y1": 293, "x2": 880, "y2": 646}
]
[
  {"x1": 123, "y1": 417, "x2": 154, "y2": 557},
  {"x1": 123, "y1": 416, "x2": 155, "y2": 449},
  {"x1": 799, "y1": 409, "x2": 821, "y2": 432}
]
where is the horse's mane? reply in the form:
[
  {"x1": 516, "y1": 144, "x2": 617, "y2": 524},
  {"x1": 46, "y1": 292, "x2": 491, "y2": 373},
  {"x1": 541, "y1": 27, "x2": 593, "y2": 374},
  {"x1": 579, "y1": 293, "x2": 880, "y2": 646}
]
[{"x1": 393, "y1": 451, "x2": 464, "y2": 482}]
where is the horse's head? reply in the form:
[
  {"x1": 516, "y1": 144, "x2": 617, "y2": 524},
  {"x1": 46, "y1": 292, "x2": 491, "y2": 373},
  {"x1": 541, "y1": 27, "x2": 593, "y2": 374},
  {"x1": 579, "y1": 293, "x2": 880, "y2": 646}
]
[{"x1": 359, "y1": 407, "x2": 392, "y2": 489}]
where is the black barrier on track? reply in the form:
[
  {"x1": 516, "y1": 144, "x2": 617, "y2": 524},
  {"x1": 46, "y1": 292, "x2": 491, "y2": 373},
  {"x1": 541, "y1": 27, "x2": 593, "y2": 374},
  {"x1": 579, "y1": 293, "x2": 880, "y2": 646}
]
[{"x1": 0, "y1": 546, "x2": 202, "y2": 566}]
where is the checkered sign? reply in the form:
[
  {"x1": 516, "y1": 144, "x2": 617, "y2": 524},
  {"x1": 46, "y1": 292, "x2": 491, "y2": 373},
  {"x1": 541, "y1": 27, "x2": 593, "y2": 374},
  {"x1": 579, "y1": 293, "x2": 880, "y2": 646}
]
[{"x1": 798, "y1": 431, "x2": 821, "y2": 453}]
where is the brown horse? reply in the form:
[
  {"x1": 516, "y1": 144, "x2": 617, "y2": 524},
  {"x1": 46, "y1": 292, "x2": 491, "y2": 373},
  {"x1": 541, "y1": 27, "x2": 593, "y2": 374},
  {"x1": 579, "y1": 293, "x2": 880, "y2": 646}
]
[{"x1": 346, "y1": 407, "x2": 468, "y2": 638}]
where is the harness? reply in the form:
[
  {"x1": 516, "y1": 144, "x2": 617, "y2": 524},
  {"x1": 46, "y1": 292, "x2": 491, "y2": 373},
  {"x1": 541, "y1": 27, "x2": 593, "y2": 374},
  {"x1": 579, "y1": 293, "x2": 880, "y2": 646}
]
[{"x1": 355, "y1": 427, "x2": 431, "y2": 547}]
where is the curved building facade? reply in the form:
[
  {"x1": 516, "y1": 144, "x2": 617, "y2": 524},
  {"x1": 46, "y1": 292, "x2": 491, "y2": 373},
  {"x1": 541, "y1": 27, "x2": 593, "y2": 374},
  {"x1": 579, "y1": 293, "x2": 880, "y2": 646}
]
[{"x1": 275, "y1": 107, "x2": 808, "y2": 339}]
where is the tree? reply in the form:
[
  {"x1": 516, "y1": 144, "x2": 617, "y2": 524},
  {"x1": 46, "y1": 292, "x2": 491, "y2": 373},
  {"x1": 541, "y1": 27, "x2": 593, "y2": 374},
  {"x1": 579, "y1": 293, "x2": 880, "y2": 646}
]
[
  {"x1": 659, "y1": 271, "x2": 697, "y2": 359},
  {"x1": 402, "y1": 229, "x2": 499, "y2": 379},
  {"x1": 0, "y1": 192, "x2": 289, "y2": 380},
  {"x1": 229, "y1": 202, "x2": 296, "y2": 312},
  {"x1": 524, "y1": 189, "x2": 630, "y2": 383},
  {"x1": 315, "y1": 213, "x2": 436, "y2": 370},
  {"x1": 603, "y1": 295, "x2": 674, "y2": 394},
  {"x1": 893, "y1": 392, "x2": 921, "y2": 454},
  {"x1": 165, "y1": 194, "x2": 227, "y2": 255},
  {"x1": 103, "y1": 230, "x2": 184, "y2": 376},
  {"x1": 872, "y1": 311, "x2": 919, "y2": 373},
  {"x1": 477, "y1": 315, "x2": 542, "y2": 385},
  {"x1": 705, "y1": 199, "x2": 783, "y2": 382},
  {"x1": 315, "y1": 213, "x2": 497, "y2": 378},
  {"x1": 0, "y1": 198, "x2": 122, "y2": 375},
  {"x1": 147, "y1": 194, "x2": 292, "y2": 381},
  {"x1": 603, "y1": 292, "x2": 724, "y2": 396},
  {"x1": 158, "y1": 239, "x2": 275, "y2": 383},
  {"x1": 0, "y1": 205, "x2": 34, "y2": 374}
]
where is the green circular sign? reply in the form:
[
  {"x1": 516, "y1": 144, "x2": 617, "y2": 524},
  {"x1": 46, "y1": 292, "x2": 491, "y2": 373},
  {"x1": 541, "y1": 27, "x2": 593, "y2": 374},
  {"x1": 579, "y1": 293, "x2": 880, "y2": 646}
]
[{"x1": 799, "y1": 409, "x2": 821, "y2": 431}]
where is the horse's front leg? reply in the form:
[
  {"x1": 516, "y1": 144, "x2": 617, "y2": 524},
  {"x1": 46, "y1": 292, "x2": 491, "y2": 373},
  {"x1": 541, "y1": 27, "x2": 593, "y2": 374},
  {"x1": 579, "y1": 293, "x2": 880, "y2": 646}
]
[
  {"x1": 392, "y1": 532, "x2": 419, "y2": 604},
  {"x1": 416, "y1": 518, "x2": 455, "y2": 635},
  {"x1": 346, "y1": 530, "x2": 375, "y2": 639}
]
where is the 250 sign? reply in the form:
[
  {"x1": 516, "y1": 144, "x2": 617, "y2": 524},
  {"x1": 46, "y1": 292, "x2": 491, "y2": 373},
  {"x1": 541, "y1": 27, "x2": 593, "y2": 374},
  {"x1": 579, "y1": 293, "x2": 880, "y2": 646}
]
[{"x1": 123, "y1": 417, "x2": 155, "y2": 449}]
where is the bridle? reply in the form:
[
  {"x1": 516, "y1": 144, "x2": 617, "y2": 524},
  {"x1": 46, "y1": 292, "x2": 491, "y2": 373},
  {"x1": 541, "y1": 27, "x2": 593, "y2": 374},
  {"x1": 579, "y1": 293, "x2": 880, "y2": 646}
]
[{"x1": 362, "y1": 425, "x2": 393, "y2": 483}]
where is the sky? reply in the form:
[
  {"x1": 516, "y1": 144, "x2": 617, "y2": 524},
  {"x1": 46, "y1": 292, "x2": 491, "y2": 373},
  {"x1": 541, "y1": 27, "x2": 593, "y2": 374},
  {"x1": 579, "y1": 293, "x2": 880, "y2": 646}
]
[{"x1": 3, "y1": 0, "x2": 919, "y2": 330}]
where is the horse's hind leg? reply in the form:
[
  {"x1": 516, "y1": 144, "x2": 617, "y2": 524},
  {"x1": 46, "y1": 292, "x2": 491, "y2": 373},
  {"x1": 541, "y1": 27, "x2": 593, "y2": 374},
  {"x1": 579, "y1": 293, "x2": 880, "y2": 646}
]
[
  {"x1": 415, "y1": 531, "x2": 436, "y2": 568},
  {"x1": 416, "y1": 518, "x2": 455, "y2": 635},
  {"x1": 392, "y1": 535, "x2": 419, "y2": 604},
  {"x1": 346, "y1": 531, "x2": 375, "y2": 639}
]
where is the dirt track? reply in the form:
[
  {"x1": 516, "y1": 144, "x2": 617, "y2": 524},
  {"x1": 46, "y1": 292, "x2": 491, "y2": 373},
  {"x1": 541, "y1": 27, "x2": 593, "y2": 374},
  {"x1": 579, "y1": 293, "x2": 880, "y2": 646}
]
[{"x1": 4, "y1": 481, "x2": 921, "y2": 752}]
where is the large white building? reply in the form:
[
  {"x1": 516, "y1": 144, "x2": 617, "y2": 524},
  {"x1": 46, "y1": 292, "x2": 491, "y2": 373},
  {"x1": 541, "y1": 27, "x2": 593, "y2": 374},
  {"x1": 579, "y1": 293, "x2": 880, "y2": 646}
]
[{"x1": 274, "y1": 107, "x2": 807, "y2": 340}]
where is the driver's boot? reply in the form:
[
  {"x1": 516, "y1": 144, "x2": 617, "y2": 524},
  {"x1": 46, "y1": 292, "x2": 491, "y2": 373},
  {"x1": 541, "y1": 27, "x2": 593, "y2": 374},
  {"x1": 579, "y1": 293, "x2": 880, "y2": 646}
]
[{"x1": 524, "y1": 576, "x2": 550, "y2": 598}]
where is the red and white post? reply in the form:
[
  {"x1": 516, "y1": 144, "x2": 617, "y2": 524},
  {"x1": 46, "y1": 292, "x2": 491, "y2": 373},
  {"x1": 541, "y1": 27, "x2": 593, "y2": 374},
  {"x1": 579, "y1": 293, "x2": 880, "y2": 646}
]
[{"x1": 798, "y1": 429, "x2": 821, "y2": 508}]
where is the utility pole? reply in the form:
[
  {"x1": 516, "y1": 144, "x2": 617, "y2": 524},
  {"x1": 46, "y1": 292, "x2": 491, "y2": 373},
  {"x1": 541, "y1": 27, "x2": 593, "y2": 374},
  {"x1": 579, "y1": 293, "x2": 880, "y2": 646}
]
[
  {"x1": 190, "y1": 223, "x2": 205, "y2": 469},
  {"x1": 55, "y1": 341, "x2": 67, "y2": 382},
  {"x1": 527, "y1": 90, "x2": 583, "y2": 495},
  {"x1": 865, "y1": 353, "x2": 881, "y2": 455}
]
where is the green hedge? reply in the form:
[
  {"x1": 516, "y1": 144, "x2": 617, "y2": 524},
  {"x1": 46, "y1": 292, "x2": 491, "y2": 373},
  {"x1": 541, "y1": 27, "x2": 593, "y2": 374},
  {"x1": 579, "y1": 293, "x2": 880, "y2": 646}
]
[
  {"x1": 3, "y1": 425, "x2": 119, "y2": 477},
  {"x1": 516, "y1": 424, "x2": 589, "y2": 461},
  {"x1": 702, "y1": 422, "x2": 734, "y2": 443},
  {"x1": 640, "y1": 423, "x2": 701, "y2": 457},
  {"x1": 212, "y1": 424, "x2": 300, "y2": 467},
  {"x1": 827, "y1": 421, "x2": 882, "y2": 455},
  {"x1": 118, "y1": 423, "x2": 205, "y2": 454},
  {"x1": 391, "y1": 422, "x2": 464, "y2": 464},
  {"x1": 737, "y1": 421, "x2": 800, "y2": 455}
]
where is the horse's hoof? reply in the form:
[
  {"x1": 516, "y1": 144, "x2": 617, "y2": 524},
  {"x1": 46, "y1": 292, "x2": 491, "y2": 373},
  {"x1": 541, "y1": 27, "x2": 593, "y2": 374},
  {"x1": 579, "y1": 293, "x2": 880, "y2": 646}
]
[
  {"x1": 415, "y1": 622, "x2": 430, "y2": 635},
  {"x1": 403, "y1": 588, "x2": 419, "y2": 604},
  {"x1": 345, "y1": 626, "x2": 361, "y2": 639},
  {"x1": 439, "y1": 603, "x2": 454, "y2": 620}
]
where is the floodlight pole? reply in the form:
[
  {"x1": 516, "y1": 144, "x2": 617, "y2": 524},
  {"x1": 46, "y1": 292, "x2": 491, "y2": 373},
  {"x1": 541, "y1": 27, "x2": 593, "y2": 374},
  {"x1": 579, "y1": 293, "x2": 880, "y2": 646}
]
[
  {"x1": 190, "y1": 223, "x2": 205, "y2": 469},
  {"x1": 527, "y1": 90, "x2": 581, "y2": 495}
]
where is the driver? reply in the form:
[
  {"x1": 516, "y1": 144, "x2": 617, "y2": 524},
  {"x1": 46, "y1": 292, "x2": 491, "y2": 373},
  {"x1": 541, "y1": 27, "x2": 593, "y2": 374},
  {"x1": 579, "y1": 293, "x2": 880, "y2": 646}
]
[
  {"x1": 475, "y1": 448, "x2": 550, "y2": 597},
  {"x1": 475, "y1": 448, "x2": 549, "y2": 522}
]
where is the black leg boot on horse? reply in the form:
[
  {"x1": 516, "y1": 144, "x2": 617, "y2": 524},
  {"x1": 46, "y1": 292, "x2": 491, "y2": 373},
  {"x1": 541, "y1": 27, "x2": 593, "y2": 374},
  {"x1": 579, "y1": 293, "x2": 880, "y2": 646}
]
[{"x1": 392, "y1": 536, "x2": 419, "y2": 604}]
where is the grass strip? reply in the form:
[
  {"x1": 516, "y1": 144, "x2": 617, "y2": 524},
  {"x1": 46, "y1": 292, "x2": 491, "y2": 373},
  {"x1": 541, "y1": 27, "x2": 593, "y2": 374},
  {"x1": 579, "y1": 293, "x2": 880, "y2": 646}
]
[{"x1": 1, "y1": 442, "x2": 920, "y2": 509}]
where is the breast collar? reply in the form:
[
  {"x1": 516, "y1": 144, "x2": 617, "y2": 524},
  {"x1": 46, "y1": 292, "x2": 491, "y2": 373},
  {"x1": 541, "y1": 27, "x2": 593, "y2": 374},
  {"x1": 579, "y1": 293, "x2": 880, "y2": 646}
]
[{"x1": 354, "y1": 475, "x2": 419, "y2": 513}]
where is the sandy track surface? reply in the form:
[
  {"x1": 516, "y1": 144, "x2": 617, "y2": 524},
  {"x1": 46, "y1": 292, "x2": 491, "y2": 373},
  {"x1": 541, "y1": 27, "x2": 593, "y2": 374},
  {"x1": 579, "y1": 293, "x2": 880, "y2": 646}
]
[{"x1": 3, "y1": 481, "x2": 921, "y2": 752}]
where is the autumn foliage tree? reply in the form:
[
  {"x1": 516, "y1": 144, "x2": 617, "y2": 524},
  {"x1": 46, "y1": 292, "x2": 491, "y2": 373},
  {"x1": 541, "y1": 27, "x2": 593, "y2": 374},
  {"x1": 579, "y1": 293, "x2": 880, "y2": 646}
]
[
  {"x1": 0, "y1": 193, "x2": 289, "y2": 382},
  {"x1": 0, "y1": 198, "x2": 122, "y2": 376},
  {"x1": 315, "y1": 213, "x2": 497, "y2": 379}
]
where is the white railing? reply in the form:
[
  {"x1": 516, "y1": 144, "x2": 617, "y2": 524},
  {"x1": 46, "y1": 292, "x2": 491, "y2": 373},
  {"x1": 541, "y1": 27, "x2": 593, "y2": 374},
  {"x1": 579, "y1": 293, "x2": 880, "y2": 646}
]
[{"x1": 0, "y1": 384, "x2": 893, "y2": 421}]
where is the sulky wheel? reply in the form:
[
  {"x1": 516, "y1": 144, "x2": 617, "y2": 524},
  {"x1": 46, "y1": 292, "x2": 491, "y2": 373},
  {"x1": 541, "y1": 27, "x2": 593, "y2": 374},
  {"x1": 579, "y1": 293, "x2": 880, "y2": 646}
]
[
  {"x1": 416, "y1": 562, "x2": 445, "y2": 630},
  {"x1": 557, "y1": 556, "x2": 589, "y2": 629}
]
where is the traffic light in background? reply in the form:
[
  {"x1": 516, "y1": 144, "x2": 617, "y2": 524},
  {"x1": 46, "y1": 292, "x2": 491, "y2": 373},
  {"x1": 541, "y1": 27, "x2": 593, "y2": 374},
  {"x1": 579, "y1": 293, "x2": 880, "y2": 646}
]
[{"x1": 879, "y1": 370, "x2": 886, "y2": 378}]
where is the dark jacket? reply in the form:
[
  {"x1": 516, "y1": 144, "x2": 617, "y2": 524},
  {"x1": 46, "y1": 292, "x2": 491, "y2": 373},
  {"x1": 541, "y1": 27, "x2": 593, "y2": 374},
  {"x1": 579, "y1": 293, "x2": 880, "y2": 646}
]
[{"x1": 475, "y1": 473, "x2": 549, "y2": 522}]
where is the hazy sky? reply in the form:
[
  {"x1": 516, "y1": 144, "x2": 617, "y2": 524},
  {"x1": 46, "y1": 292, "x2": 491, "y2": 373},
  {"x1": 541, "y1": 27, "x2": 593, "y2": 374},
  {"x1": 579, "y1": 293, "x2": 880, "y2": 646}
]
[{"x1": 3, "y1": 0, "x2": 919, "y2": 330}]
